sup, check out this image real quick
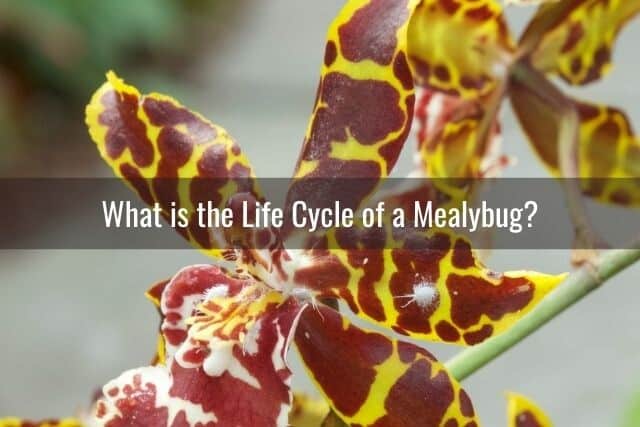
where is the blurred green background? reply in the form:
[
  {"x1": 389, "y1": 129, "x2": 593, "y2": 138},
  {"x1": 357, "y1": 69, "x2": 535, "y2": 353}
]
[
  {"x1": 0, "y1": 1, "x2": 639, "y2": 426},
  {"x1": 0, "y1": 0, "x2": 246, "y2": 175}
]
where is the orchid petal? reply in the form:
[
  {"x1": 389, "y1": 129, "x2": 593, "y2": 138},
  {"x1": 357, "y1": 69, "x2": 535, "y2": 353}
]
[
  {"x1": 96, "y1": 284, "x2": 302, "y2": 427},
  {"x1": 287, "y1": 0, "x2": 421, "y2": 221},
  {"x1": 521, "y1": 0, "x2": 640, "y2": 85},
  {"x1": 506, "y1": 392, "x2": 553, "y2": 427},
  {"x1": 293, "y1": 230, "x2": 565, "y2": 345},
  {"x1": 510, "y1": 77, "x2": 640, "y2": 205},
  {"x1": 160, "y1": 265, "x2": 248, "y2": 365},
  {"x1": 85, "y1": 72, "x2": 274, "y2": 260},
  {"x1": 295, "y1": 305, "x2": 480, "y2": 426},
  {"x1": 415, "y1": 89, "x2": 504, "y2": 181},
  {"x1": 408, "y1": 0, "x2": 515, "y2": 99}
]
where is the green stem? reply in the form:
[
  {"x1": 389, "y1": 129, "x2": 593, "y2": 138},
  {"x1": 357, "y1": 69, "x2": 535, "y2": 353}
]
[{"x1": 446, "y1": 246, "x2": 640, "y2": 381}]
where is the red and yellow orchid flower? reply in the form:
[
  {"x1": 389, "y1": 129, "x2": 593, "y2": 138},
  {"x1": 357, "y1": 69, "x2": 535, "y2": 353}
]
[
  {"x1": 2, "y1": 1, "x2": 578, "y2": 426},
  {"x1": 413, "y1": 0, "x2": 640, "y2": 206},
  {"x1": 0, "y1": 392, "x2": 556, "y2": 427}
]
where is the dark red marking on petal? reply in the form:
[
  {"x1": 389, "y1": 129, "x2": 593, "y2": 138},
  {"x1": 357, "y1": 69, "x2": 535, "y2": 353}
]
[
  {"x1": 434, "y1": 65, "x2": 451, "y2": 82},
  {"x1": 459, "y1": 389, "x2": 475, "y2": 418},
  {"x1": 439, "y1": 0, "x2": 461, "y2": 15},
  {"x1": 307, "y1": 72, "x2": 405, "y2": 150},
  {"x1": 295, "y1": 306, "x2": 393, "y2": 416},
  {"x1": 142, "y1": 98, "x2": 217, "y2": 145},
  {"x1": 351, "y1": 250, "x2": 387, "y2": 322},
  {"x1": 444, "y1": 419, "x2": 459, "y2": 427},
  {"x1": 119, "y1": 163, "x2": 154, "y2": 206},
  {"x1": 394, "y1": 52, "x2": 414, "y2": 90},
  {"x1": 435, "y1": 320, "x2": 461, "y2": 343},
  {"x1": 583, "y1": 45, "x2": 611, "y2": 83},
  {"x1": 338, "y1": 0, "x2": 409, "y2": 65},
  {"x1": 515, "y1": 411, "x2": 543, "y2": 427},
  {"x1": 447, "y1": 274, "x2": 534, "y2": 330},
  {"x1": 397, "y1": 340, "x2": 435, "y2": 364},
  {"x1": 463, "y1": 324, "x2": 494, "y2": 345},
  {"x1": 100, "y1": 90, "x2": 154, "y2": 167},
  {"x1": 325, "y1": 41, "x2": 338, "y2": 67},
  {"x1": 452, "y1": 239, "x2": 475, "y2": 269},
  {"x1": 465, "y1": 4, "x2": 493, "y2": 22},
  {"x1": 371, "y1": 360, "x2": 454, "y2": 427},
  {"x1": 561, "y1": 22, "x2": 584, "y2": 54}
]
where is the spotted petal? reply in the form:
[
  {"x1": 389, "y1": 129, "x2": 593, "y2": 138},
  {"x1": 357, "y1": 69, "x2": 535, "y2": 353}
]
[
  {"x1": 408, "y1": 0, "x2": 514, "y2": 99},
  {"x1": 521, "y1": 0, "x2": 640, "y2": 85},
  {"x1": 507, "y1": 392, "x2": 553, "y2": 427},
  {"x1": 160, "y1": 265, "x2": 248, "y2": 365},
  {"x1": 293, "y1": 229, "x2": 565, "y2": 345},
  {"x1": 510, "y1": 77, "x2": 640, "y2": 205},
  {"x1": 415, "y1": 88, "x2": 504, "y2": 182},
  {"x1": 144, "y1": 266, "x2": 250, "y2": 367},
  {"x1": 295, "y1": 305, "x2": 480, "y2": 426},
  {"x1": 287, "y1": 0, "x2": 421, "y2": 222},
  {"x1": 96, "y1": 283, "x2": 302, "y2": 427},
  {"x1": 287, "y1": 0, "x2": 513, "y2": 238},
  {"x1": 85, "y1": 72, "x2": 274, "y2": 260}
]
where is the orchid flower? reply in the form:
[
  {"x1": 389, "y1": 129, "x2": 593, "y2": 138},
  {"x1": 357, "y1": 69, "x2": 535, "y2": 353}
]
[
  {"x1": 2, "y1": 1, "x2": 572, "y2": 426},
  {"x1": 412, "y1": 0, "x2": 640, "y2": 206},
  {"x1": 0, "y1": 392, "x2": 556, "y2": 427}
]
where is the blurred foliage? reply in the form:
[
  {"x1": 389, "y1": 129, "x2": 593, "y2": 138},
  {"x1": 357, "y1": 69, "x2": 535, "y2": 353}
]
[
  {"x1": 0, "y1": 0, "x2": 224, "y2": 95},
  {"x1": 0, "y1": 0, "x2": 245, "y2": 175},
  {"x1": 620, "y1": 383, "x2": 640, "y2": 427}
]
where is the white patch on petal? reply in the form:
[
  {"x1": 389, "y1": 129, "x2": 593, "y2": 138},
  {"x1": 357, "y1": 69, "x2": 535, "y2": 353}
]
[
  {"x1": 276, "y1": 403, "x2": 290, "y2": 427},
  {"x1": 202, "y1": 339, "x2": 234, "y2": 376},
  {"x1": 271, "y1": 322, "x2": 287, "y2": 372},
  {"x1": 201, "y1": 337, "x2": 261, "y2": 389},
  {"x1": 203, "y1": 284, "x2": 229, "y2": 301},
  {"x1": 426, "y1": 92, "x2": 445, "y2": 137},
  {"x1": 228, "y1": 360, "x2": 261, "y2": 389},
  {"x1": 282, "y1": 304, "x2": 308, "y2": 367},
  {"x1": 242, "y1": 319, "x2": 262, "y2": 355}
]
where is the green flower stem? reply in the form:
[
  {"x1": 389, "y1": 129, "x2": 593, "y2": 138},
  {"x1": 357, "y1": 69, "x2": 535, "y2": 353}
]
[{"x1": 446, "y1": 246, "x2": 640, "y2": 381}]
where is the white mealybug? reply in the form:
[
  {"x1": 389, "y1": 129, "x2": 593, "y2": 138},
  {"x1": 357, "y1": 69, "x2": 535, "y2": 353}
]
[{"x1": 396, "y1": 282, "x2": 438, "y2": 309}]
